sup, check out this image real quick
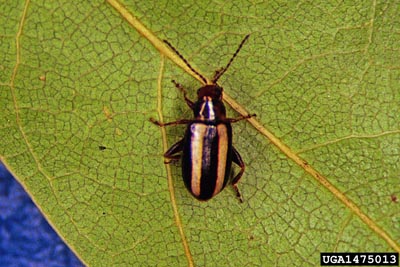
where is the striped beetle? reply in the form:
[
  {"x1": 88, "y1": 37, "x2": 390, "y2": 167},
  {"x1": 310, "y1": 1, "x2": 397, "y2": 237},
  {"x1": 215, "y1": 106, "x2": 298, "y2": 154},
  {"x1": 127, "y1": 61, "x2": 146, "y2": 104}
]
[{"x1": 151, "y1": 35, "x2": 255, "y2": 202}]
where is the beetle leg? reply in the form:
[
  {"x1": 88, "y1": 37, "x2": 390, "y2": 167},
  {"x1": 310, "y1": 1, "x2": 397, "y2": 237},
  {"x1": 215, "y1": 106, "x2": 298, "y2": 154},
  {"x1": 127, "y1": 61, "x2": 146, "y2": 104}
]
[
  {"x1": 231, "y1": 146, "x2": 246, "y2": 203},
  {"x1": 225, "y1": 113, "x2": 256, "y2": 123},
  {"x1": 171, "y1": 80, "x2": 195, "y2": 109},
  {"x1": 150, "y1": 118, "x2": 192, "y2": 127},
  {"x1": 163, "y1": 138, "x2": 184, "y2": 164}
]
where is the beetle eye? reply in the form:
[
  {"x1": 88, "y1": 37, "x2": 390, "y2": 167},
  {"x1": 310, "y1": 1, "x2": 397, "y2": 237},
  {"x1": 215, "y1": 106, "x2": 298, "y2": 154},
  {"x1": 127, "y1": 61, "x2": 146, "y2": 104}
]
[{"x1": 215, "y1": 88, "x2": 222, "y2": 97}]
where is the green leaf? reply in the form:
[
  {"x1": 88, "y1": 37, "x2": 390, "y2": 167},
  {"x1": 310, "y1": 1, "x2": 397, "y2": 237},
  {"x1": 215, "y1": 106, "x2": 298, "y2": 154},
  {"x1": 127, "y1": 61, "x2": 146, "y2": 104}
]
[{"x1": 1, "y1": 0, "x2": 399, "y2": 266}]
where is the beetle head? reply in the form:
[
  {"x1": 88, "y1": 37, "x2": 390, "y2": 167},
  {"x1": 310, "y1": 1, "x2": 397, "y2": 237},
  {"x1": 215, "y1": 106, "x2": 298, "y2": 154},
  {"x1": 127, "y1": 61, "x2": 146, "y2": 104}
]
[{"x1": 197, "y1": 85, "x2": 223, "y2": 100}]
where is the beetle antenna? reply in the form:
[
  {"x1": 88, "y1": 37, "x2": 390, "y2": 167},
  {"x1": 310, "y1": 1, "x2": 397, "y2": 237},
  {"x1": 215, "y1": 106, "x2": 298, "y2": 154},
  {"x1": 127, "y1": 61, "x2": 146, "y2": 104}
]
[
  {"x1": 163, "y1": 39, "x2": 208, "y2": 85},
  {"x1": 212, "y1": 34, "x2": 250, "y2": 83}
]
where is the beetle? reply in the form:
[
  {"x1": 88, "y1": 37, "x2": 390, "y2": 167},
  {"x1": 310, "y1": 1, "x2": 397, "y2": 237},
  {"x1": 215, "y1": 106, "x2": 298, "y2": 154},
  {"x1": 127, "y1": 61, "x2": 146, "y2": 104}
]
[{"x1": 151, "y1": 35, "x2": 255, "y2": 202}]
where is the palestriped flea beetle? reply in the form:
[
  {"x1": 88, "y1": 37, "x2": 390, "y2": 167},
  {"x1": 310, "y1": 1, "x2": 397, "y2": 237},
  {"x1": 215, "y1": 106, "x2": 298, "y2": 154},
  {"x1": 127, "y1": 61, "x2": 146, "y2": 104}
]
[{"x1": 151, "y1": 35, "x2": 255, "y2": 202}]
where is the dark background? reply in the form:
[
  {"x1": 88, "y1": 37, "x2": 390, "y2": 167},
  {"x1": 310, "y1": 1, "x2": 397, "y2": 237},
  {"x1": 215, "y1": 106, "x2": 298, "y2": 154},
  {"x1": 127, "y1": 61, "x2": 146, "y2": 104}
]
[{"x1": 0, "y1": 163, "x2": 84, "y2": 267}]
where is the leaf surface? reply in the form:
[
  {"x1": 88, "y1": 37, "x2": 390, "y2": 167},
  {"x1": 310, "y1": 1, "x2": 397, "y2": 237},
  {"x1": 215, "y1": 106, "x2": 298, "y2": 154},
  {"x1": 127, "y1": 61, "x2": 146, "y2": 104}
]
[{"x1": 1, "y1": 0, "x2": 399, "y2": 266}]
